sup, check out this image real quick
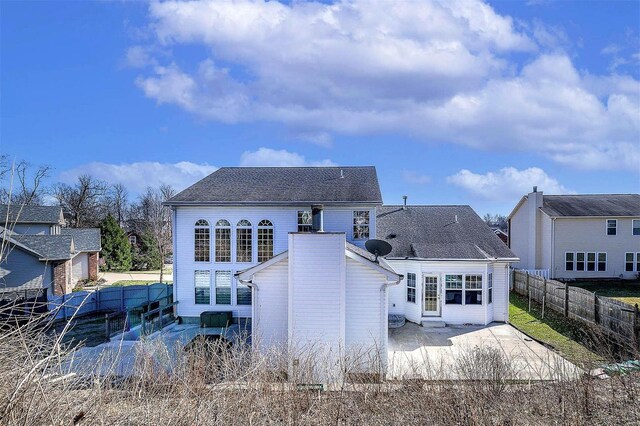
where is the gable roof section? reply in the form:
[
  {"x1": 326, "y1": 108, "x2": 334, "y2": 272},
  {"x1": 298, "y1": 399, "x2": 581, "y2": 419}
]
[
  {"x1": 0, "y1": 227, "x2": 75, "y2": 261},
  {"x1": 376, "y1": 205, "x2": 518, "y2": 260},
  {"x1": 60, "y1": 228, "x2": 101, "y2": 252},
  {"x1": 166, "y1": 166, "x2": 382, "y2": 206},
  {"x1": 235, "y1": 241, "x2": 401, "y2": 281},
  {"x1": 540, "y1": 194, "x2": 640, "y2": 217},
  {"x1": 0, "y1": 204, "x2": 64, "y2": 225}
]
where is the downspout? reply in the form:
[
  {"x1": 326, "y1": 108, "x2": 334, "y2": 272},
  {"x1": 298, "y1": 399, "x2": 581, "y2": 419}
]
[
  {"x1": 380, "y1": 275, "x2": 403, "y2": 368},
  {"x1": 172, "y1": 207, "x2": 177, "y2": 314},
  {"x1": 238, "y1": 277, "x2": 257, "y2": 340}
]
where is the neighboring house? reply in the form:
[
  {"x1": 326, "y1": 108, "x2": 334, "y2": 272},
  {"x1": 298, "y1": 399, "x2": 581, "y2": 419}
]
[
  {"x1": 0, "y1": 204, "x2": 101, "y2": 296},
  {"x1": 492, "y1": 228, "x2": 508, "y2": 244},
  {"x1": 378, "y1": 205, "x2": 517, "y2": 326},
  {"x1": 508, "y1": 189, "x2": 640, "y2": 280},
  {"x1": 166, "y1": 166, "x2": 518, "y2": 371}
]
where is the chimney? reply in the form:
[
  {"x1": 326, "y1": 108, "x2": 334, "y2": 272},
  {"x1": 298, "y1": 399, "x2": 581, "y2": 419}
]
[
  {"x1": 402, "y1": 195, "x2": 408, "y2": 210},
  {"x1": 311, "y1": 204, "x2": 324, "y2": 232},
  {"x1": 533, "y1": 186, "x2": 537, "y2": 193}
]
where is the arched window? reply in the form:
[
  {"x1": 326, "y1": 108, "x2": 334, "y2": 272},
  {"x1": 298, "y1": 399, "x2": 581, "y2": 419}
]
[
  {"x1": 194, "y1": 219, "x2": 210, "y2": 262},
  {"x1": 215, "y1": 219, "x2": 231, "y2": 262},
  {"x1": 236, "y1": 219, "x2": 252, "y2": 262},
  {"x1": 257, "y1": 219, "x2": 274, "y2": 262}
]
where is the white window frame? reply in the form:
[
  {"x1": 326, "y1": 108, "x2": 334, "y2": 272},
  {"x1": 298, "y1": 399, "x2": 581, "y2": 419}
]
[
  {"x1": 625, "y1": 252, "x2": 635, "y2": 272},
  {"x1": 637, "y1": 252, "x2": 640, "y2": 273},
  {"x1": 352, "y1": 210, "x2": 370, "y2": 240},
  {"x1": 488, "y1": 273, "x2": 493, "y2": 304},
  {"x1": 214, "y1": 219, "x2": 231, "y2": 263},
  {"x1": 215, "y1": 270, "x2": 232, "y2": 305},
  {"x1": 597, "y1": 252, "x2": 607, "y2": 272},
  {"x1": 406, "y1": 273, "x2": 416, "y2": 303},
  {"x1": 194, "y1": 270, "x2": 211, "y2": 305},
  {"x1": 194, "y1": 219, "x2": 210, "y2": 262},
  {"x1": 257, "y1": 219, "x2": 274, "y2": 262},
  {"x1": 297, "y1": 210, "x2": 312, "y2": 232},
  {"x1": 606, "y1": 219, "x2": 617, "y2": 236},
  {"x1": 565, "y1": 252, "x2": 574, "y2": 271},
  {"x1": 129, "y1": 235, "x2": 137, "y2": 246},
  {"x1": 465, "y1": 274, "x2": 483, "y2": 305},
  {"x1": 576, "y1": 252, "x2": 585, "y2": 271},
  {"x1": 235, "y1": 219, "x2": 253, "y2": 263},
  {"x1": 586, "y1": 252, "x2": 596, "y2": 272},
  {"x1": 632, "y1": 219, "x2": 640, "y2": 236}
]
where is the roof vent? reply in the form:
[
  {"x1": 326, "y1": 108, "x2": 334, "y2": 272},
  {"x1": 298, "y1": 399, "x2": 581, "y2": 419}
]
[
  {"x1": 387, "y1": 233, "x2": 397, "y2": 239},
  {"x1": 340, "y1": 169, "x2": 344, "y2": 179},
  {"x1": 454, "y1": 215, "x2": 458, "y2": 223},
  {"x1": 402, "y1": 195, "x2": 407, "y2": 210}
]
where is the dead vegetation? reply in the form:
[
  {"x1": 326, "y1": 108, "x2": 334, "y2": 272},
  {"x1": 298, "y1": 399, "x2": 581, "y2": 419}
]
[{"x1": 1, "y1": 309, "x2": 639, "y2": 426}]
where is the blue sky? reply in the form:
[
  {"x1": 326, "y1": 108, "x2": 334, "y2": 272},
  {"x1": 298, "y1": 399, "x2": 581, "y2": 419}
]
[{"x1": 1, "y1": 0, "x2": 639, "y2": 215}]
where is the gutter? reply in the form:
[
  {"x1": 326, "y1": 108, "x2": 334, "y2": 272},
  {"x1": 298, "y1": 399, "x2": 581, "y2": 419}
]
[
  {"x1": 163, "y1": 201, "x2": 383, "y2": 207},
  {"x1": 385, "y1": 257, "x2": 520, "y2": 262}
]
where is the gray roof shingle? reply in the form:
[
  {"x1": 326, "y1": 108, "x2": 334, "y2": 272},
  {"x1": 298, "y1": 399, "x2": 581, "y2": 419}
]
[
  {"x1": 0, "y1": 204, "x2": 63, "y2": 224},
  {"x1": 539, "y1": 194, "x2": 640, "y2": 217},
  {"x1": 166, "y1": 167, "x2": 382, "y2": 205},
  {"x1": 61, "y1": 228, "x2": 101, "y2": 252},
  {"x1": 376, "y1": 205, "x2": 518, "y2": 260},
  {"x1": 10, "y1": 234, "x2": 74, "y2": 260}
]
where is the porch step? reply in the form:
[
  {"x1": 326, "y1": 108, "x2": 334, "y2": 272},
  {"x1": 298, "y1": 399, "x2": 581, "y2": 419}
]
[{"x1": 421, "y1": 320, "x2": 446, "y2": 328}]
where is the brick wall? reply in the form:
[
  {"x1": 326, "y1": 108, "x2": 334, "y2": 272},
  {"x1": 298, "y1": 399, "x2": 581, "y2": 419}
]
[
  {"x1": 88, "y1": 252, "x2": 99, "y2": 281},
  {"x1": 53, "y1": 260, "x2": 71, "y2": 295}
]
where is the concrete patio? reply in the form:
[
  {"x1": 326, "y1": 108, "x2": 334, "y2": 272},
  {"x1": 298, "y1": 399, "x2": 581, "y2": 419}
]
[{"x1": 387, "y1": 322, "x2": 581, "y2": 381}]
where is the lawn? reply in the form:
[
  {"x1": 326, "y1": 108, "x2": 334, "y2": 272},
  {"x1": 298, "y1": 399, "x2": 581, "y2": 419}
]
[
  {"x1": 569, "y1": 280, "x2": 640, "y2": 306},
  {"x1": 509, "y1": 292, "x2": 602, "y2": 364},
  {"x1": 111, "y1": 280, "x2": 173, "y2": 287}
]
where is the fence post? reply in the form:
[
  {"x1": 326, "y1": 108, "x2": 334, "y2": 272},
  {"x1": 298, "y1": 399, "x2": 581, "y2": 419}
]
[
  {"x1": 564, "y1": 283, "x2": 569, "y2": 318},
  {"x1": 147, "y1": 285, "x2": 150, "y2": 304},
  {"x1": 526, "y1": 273, "x2": 531, "y2": 312},
  {"x1": 634, "y1": 304, "x2": 639, "y2": 347},
  {"x1": 105, "y1": 313, "x2": 110, "y2": 340},
  {"x1": 593, "y1": 292, "x2": 599, "y2": 325},
  {"x1": 96, "y1": 288, "x2": 100, "y2": 312},
  {"x1": 63, "y1": 293, "x2": 67, "y2": 321},
  {"x1": 120, "y1": 286, "x2": 125, "y2": 312},
  {"x1": 542, "y1": 277, "x2": 547, "y2": 319}
]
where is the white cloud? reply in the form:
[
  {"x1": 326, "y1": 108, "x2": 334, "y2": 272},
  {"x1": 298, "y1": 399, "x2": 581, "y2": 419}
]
[
  {"x1": 239, "y1": 148, "x2": 336, "y2": 167},
  {"x1": 402, "y1": 170, "x2": 431, "y2": 185},
  {"x1": 447, "y1": 167, "x2": 574, "y2": 201},
  {"x1": 132, "y1": 0, "x2": 640, "y2": 172},
  {"x1": 59, "y1": 161, "x2": 218, "y2": 194}
]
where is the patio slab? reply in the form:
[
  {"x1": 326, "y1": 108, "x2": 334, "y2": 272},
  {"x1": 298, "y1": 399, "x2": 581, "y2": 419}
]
[{"x1": 388, "y1": 322, "x2": 581, "y2": 381}]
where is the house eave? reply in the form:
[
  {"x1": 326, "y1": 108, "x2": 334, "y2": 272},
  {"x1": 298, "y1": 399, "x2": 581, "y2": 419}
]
[
  {"x1": 163, "y1": 200, "x2": 382, "y2": 207},
  {"x1": 385, "y1": 257, "x2": 520, "y2": 262}
]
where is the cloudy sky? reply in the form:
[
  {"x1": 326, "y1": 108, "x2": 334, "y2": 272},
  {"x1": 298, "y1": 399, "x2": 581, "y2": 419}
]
[{"x1": 2, "y1": 0, "x2": 639, "y2": 215}]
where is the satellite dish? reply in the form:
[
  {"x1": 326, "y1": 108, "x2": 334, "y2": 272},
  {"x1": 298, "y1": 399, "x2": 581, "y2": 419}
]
[{"x1": 365, "y1": 239, "x2": 392, "y2": 263}]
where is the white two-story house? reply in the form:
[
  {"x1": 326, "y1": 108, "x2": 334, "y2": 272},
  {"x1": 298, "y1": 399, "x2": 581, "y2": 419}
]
[
  {"x1": 508, "y1": 189, "x2": 640, "y2": 280},
  {"x1": 167, "y1": 166, "x2": 518, "y2": 369}
]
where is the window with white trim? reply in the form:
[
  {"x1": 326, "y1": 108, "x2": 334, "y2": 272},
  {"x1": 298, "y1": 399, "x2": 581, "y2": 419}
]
[
  {"x1": 237, "y1": 278, "x2": 251, "y2": 305},
  {"x1": 465, "y1": 275, "x2": 483, "y2": 305},
  {"x1": 445, "y1": 274, "x2": 463, "y2": 305},
  {"x1": 637, "y1": 252, "x2": 640, "y2": 272},
  {"x1": 633, "y1": 219, "x2": 640, "y2": 236},
  {"x1": 597, "y1": 253, "x2": 607, "y2": 272},
  {"x1": 353, "y1": 210, "x2": 370, "y2": 239},
  {"x1": 488, "y1": 273, "x2": 493, "y2": 304},
  {"x1": 194, "y1": 270, "x2": 210, "y2": 304},
  {"x1": 129, "y1": 235, "x2": 137, "y2": 246},
  {"x1": 215, "y1": 219, "x2": 231, "y2": 262},
  {"x1": 576, "y1": 252, "x2": 585, "y2": 271},
  {"x1": 257, "y1": 220, "x2": 274, "y2": 262},
  {"x1": 626, "y1": 252, "x2": 634, "y2": 272},
  {"x1": 587, "y1": 252, "x2": 596, "y2": 272},
  {"x1": 406, "y1": 273, "x2": 416, "y2": 303},
  {"x1": 606, "y1": 219, "x2": 617, "y2": 235},
  {"x1": 565, "y1": 252, "x2": 574, "y2": 271},
  {"x1": 297, "y1": 211, "x2": 312, "y2": 232},
  {"x1": 194, "y1": 219, "x2": 210, "y2": 262},
  {"x1": 215, "y1": 270, "x2": 232, "y2": 305},
  {"x1": 236, "y1": 219, "x2": 252, "y2": 262}
]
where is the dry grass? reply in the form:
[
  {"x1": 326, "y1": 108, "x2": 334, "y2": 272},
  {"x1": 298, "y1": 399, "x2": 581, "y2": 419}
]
[{"x1": 1, "y1": 305, "x2": 639, "y2": 426}]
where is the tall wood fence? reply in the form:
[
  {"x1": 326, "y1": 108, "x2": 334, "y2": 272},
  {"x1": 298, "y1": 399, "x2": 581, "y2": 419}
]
[{"x1": 513, "y1": 270, "x2": 640, "y2": 346}]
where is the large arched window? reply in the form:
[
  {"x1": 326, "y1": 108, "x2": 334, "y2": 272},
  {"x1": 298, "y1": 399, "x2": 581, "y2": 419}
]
[
  {"x1": 236, "y1": 219, "x2": 252, "y2": 262},
  {"x1": 257, "y1": 219, "x2": 274, "y2": 262},
  {"x1": 215, "y1": 219, "x2": 231, "y2": 262},
  {"x1": 194, "y1": 219, "x2": 210, "y2": 262}
]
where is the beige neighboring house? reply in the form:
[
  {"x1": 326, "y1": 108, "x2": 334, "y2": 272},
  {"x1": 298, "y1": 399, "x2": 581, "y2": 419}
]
[
  {"x1": 508, "y1": 189, "x2": 640, "y2": 280},
  {"x1": 0, "y1": 205, "x2": 101, "y2": 296}
]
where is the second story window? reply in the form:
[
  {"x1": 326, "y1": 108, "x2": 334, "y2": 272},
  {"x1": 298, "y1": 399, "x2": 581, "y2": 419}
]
[
  {"x1": 353, "y1": 210, "x2": 370, "y2": 240},
  {"x1": 633, "y1": 219, "x2": 640, "y2": 236},
  {"x1": 297, "y1": 211, "x2": 312, "y2": 232},
  {"x1": 236, "y1": 219, "x2": 252, "y2": 262},
  {"x1": 606, "y1": 219, "x2": 617, "y2": 235},
  {"x1": 215, "y1": 219, "x2": 231, "y2": 262},
  {"x1": 406, "y1": 273, "x2": 416, "y2": 303},
  {"x1": 257, "y1": 220, "x2": 274, "y2": 262},
  {"x1": 194, "y1": 219, "x2": 210, "y2": 262}
]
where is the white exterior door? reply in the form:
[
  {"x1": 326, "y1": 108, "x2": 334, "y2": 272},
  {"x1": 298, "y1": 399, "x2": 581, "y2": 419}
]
[{"x1": 423, "y1": 275, "x2": 441, "y2": 317}]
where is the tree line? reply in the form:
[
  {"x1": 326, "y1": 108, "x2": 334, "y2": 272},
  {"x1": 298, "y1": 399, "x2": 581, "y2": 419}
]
[{"x1": 1, "y1": 156, "x2": 174, "y2": 279}]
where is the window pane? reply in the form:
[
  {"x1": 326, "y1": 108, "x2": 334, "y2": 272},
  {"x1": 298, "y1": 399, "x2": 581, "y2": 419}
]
[
  {"x1": 195, "y1": 271, "x2": 210, "y2": 304},
  {"x1": 466, "y1": 290, "x2": 482, "y2": 305},
  {"x1": 298, "y1": 211, "x2": 312, "y2": 232},
  {"x1": 587, "y1": 252, "x2": 596, "y2": 271},
  {"x1": 257, "y1": 225, "x2": 274, "y2": 262},
  {"x1": 488, "y1": 273, "x2": 493, "y2": 304},
  {"x1": 445, "y1": 290, "x2": 462, "y2": 305},
  {"x1": 353, "y1": 211, "x2": 370, "y2": 239},
  {"x1": 465, "y1": 275, "x2": 482, "y2": 289},
  {"x1": 215, "y1": 226, "x2": 231, "y2": 262},
  {"x1": 576, "y1": 252, "x2": 585, "y2": 271},
  {"x1": 626, "y1": 253, "x2": 634, "y2": 272},
  {"x1": 236, "y1": 227, "x2": 252, "y2": 262},
  {"x1": 445, "y1": 275, "x2": 463, "y2": 289},
  {"x1": 406, "y1": 273, "x2": 416, "y2": 303},
  {"x1": 194, "y1": 227, "x2": 210, "y2": 262},
  {"x1": 565, "y1": 252, "x2": 574, "y2": 271},
  {"x1": 637, "y1": 253, "x2": 640, "y2": 272},
  {"x1": 633, "y1": 220, "x2": 640, "y2": 236},
  {"x1": 215, "y1": 271, "x2": 232, "y2": 305},
  {"x1": 607, "y1": 219, "x2": 617, "y2": 235},
  {"x1": 597, "y1": 253, "x2": 606, "y2": 271},
  {"x1": 237, "y1": 282, "x2": 252, "y2": 305}
]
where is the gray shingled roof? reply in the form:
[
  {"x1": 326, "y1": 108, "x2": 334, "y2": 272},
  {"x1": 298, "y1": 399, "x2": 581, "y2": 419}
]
[
  {"x1": 61, "y1": 228, "x2": 101, "y2": 252},
  {"x1": 376, "y1": 205, "x2": 518, "y2": 260},
  {"x1": 0, "y1": 204, "x2": 63, "y2": 224},
  {"x1": 166, "y1": 167, "x2": 382, "y2": 205},
  {"x1": 540, "y1": 194, "x2": 640, "y2": 217},
  {"x1": 10, "y1": 234, "x2": 74, "y2": 260}
]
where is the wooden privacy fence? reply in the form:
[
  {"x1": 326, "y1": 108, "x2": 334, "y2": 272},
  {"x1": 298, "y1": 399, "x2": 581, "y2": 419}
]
[{"x1": 513, "y1": 270, "x2": 640, "y2": 346}]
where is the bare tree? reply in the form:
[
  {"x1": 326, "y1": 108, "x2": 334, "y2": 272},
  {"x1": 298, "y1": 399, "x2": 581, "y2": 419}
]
[
  {"x1": 106, "y1": 183, "x2": 129, "y2": 226},
  {"x1": 483, "y1": 213, "x2": 508, "y2": 231},
  {"x1": 0, "y1": 157, "x2": 51, "y2": 206},
  {"x1": 134, "y1": 184, "x2": 175, "y2": 282},
  {"x1": 52, "y1": 175, "x2": 108, "y2": 227}
]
